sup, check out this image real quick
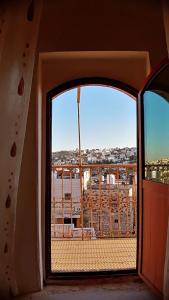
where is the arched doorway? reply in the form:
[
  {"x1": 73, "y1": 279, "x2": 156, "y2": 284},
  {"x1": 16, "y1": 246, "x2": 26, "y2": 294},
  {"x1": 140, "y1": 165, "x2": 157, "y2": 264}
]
[{"x1": 46, "y1": 78, "x2": 138, "y2": 278}]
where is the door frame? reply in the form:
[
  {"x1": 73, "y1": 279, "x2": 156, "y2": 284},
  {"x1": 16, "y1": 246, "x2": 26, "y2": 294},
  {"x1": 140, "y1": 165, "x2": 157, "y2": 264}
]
[
  {"x1": 45, "y1": 77, "x2": 139, "y2": 280},
  {"x1": 137, "y1": 58, "x2": 169, "y2": 295}
]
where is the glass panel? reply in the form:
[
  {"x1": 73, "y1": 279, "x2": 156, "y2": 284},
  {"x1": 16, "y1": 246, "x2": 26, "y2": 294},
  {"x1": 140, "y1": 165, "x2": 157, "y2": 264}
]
[{"x1": 143, "y1": 90, "x2": 169, "y2": 184}]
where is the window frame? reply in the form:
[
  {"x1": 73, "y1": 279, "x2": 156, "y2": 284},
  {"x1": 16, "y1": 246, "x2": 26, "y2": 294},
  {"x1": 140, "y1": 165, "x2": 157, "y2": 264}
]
[
  {"x1": 139, "y1": 61, "x2": 169, "y2": 184},
  {"x1": 64, "y1": 193, "x2": 72, "y2": 201}
]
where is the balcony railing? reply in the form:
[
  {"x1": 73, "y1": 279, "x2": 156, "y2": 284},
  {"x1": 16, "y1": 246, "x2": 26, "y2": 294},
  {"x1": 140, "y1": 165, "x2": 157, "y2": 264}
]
[
  {"x1": 145, "y1": 164, "x2": 169, "y2": 184},
  {"x1": 51, "y1": 164, "x2": 137, "y2": 240}
]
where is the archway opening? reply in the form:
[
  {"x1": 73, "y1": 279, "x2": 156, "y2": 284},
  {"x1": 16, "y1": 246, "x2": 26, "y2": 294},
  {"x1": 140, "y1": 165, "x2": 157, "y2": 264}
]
[{"x1": 47, "y1": 81, "x2": 138, "y2": 276}]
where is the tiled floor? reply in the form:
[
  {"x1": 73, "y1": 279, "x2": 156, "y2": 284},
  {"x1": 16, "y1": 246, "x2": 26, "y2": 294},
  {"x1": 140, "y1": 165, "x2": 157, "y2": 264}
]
[{"x1": 51, "y1": 238, "x2": 136, "y2": 272}]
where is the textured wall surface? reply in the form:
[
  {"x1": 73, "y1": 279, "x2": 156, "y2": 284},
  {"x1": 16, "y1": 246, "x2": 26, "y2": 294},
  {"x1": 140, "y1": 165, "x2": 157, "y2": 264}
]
[{"x1": 0, "y1": 1, "x2": 42, "y2": 298}]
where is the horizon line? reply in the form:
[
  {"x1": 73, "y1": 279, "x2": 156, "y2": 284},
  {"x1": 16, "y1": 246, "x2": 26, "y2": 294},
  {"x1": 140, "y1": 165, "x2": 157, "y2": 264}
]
[{"x1": 52, "y1": 146, "x2": 137, "y2": 152}]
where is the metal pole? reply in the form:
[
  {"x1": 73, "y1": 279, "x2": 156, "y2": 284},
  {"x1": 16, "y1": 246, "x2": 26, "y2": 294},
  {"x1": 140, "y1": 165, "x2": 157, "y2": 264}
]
[{"x1": 77, "y1": 87, "x2": 84, "y2": 240}]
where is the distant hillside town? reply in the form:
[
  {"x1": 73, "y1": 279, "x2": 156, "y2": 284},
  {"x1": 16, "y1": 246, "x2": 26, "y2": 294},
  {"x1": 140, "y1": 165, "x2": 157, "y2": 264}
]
[{"x1": 52, "y1": 147, "x2": 137, "y2": 165}]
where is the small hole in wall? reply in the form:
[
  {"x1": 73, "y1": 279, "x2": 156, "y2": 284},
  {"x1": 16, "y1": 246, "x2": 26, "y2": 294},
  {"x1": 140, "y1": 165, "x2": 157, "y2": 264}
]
[
  {"x1": 27, "y1": 0, "x2": 34, "y2": 21},
  {"x1": 6, "y1": 195, "x2": 11, "y2": 208},
  {"x1": 26, "y1": 43, "x2": 30, "y2": 48},
  {"x1": 10, "y1": 142, "x2": 17, "y2": 157},
  {"x1": 18, "y1": 77, "x2": 24, "y2": 96},
  {"x1": 4, "y1": 243, "x2": 8, "y2": 253}
]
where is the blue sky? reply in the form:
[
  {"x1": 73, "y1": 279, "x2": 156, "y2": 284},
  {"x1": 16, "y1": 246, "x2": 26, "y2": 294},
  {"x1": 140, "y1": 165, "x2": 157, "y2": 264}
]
[
  {"x1": 144, "y1": 91, "x2": 169, "y2": 161},
  {"x1": 52, "y1": 86, "x2": 136, "y2": 152}
]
